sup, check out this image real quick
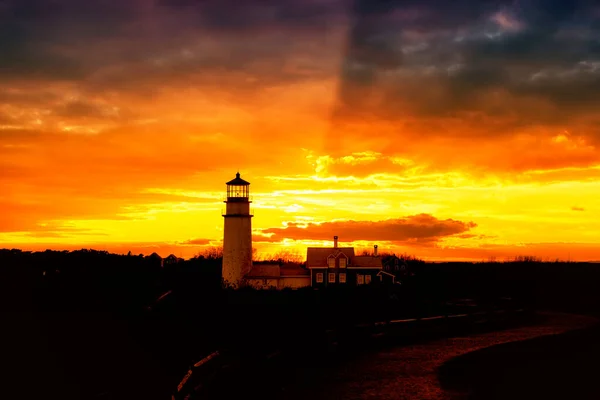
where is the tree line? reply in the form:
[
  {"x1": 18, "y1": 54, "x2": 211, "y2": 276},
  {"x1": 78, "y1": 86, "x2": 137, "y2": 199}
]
[{"x1": 2, "y1": 247, "x2": 600, "y2": 400}]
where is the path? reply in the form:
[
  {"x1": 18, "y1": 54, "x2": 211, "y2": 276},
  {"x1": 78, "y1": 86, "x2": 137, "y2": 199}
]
[{"x1": 277, "y1": 312, "x2": 596, "y2": 400}]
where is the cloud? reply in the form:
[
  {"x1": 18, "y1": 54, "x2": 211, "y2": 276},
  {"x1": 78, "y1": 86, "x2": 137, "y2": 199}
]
[
  {"x1": 327, "y1": 0, "x2": 600, "y2": 160},
  {"x1": 0, "y1": 1, "x2": 143, "y2": 80},
  {"x1": 259, "y1": 214, "x2": 477, "y2": 244},
  {"x1": 1, "y1": 0, "x2": 600, "y2": 260},
  {"x1": 180, "y1": 238, "x2": 211, "y2": 246},
  {"x1": 0, "y1": 0, "x2": 344, "y2": 95},
  {"x1": 385, "y1": 241, "x2": 600, "y2": 262},
  {"x1": 52, "y1": 99, "x2": 132, "y2": 121},
  {"x1": 0, "y1": 121, "x2": 250, "y2": 232},
  {"x1": 571, "y1": 206, "x2": 585, "y2": 211},
  {"x1": 312, "y1": 151, "x2": 415, "y2": 178}
]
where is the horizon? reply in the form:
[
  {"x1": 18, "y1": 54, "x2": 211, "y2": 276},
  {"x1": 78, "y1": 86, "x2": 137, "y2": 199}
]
[
  {"x1": 3, "y1": 246, "x2": 600, "y2": 265},
  {"x1": 2, "y1": 0, "x2": 600, "y2": 261}
]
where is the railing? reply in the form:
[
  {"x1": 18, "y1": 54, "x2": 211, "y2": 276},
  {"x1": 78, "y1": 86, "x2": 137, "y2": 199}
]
[
  {"x1": 221, "y1": 208, "x2": 254, "y2": 216},
  {"x1": 222, "y1": 195, "x2": 254, "y2": 203},
  {"x1": 173, "y1": 307, "x2": 531, "y2": 399}
]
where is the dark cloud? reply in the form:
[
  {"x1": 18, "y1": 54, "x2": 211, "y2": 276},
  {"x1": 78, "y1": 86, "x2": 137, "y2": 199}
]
[
  {"x1": 259, "y1": 214, "x2": 477, "y2": 243},
  {"x1": 0, "y1": 0, "x2": 344, "y2": 93},
  {"x1": 52, "y1": 99, "x2": 136, "y2": 121},
  {"x1": 571, "y1": 206, "x2": 585, "y2": 211},
  {"x1": 157, "y1": 0, "x2": 341, "y2": 32},
  {"x1": 333, "y1": 0, "x2": 600, "y2": 135},
  {"x1": 0, "y1": 0, "x2": 143, "y2": 80}
]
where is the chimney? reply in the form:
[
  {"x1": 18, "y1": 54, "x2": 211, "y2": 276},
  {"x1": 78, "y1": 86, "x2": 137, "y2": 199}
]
[
  {"x1": 374, "y1": 245, "x2": 378, "y2": 256},
  {"x1": 334, "y1": 236, "x2": 338, "y2": 248}
]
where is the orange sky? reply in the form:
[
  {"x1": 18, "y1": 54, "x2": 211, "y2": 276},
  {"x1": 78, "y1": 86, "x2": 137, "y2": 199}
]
[{"x1": 1, "y1": 0, "x2": 600, "y2": 261}]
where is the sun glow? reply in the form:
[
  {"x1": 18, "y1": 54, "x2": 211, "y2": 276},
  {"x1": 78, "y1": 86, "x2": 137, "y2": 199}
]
[{"x1": 1, "y1": 0, "x2": 600, "y2": 260}]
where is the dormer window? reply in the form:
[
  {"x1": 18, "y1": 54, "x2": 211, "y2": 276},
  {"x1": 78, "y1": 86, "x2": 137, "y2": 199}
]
[
  {"x1": 327, "y1": 256, "x2": 335, "y2": 268},
  {"x1": 339, "y1": 257, "x2": 347, "y2": 268}
]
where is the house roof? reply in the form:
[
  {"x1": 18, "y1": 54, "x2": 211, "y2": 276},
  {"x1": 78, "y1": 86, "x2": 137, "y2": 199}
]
[
  {"x1": 280, "y1": 264, "x2": 310, "y2": 276},
  {"x1": 306, "y1": 247, "x2": 355, "y2": 268},
  {"x1": 245, "y1": 264, "x2": 280, "y2": 278},
  {"x1": 352, "y1": 256, "x2": 383, "y2": 268}
]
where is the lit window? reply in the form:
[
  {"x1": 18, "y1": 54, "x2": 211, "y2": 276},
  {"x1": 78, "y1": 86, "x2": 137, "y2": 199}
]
[
  {"x1": 339, "y1": 258, "x2": 346, "y2": 268},
  {"x1": 328, "y1": 273, "x2": 336, "y2": 283},
  {"x1": 316, "y1": 273, "x2": 324, "y2": 283},
  {"x1": 339, "y1": 273, "x2": 346, "y2": 283},
  {"x1": 365, "y1": 275, "x2": 372, "y2": 284},
  {"x1": 357, "y1": 274, "x2": 364, "y2": 285},
  {"x1": 327, "y1": 257, "x2": 335, "y2": 268}
]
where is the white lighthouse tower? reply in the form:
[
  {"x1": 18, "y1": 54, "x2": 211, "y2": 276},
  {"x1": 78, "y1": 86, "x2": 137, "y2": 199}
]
[{"x1": 222, "y1": 172, "x2": 253, "y2": 287}]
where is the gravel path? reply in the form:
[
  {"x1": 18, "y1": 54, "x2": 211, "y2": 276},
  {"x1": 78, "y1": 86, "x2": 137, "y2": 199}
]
[{"x1": 279, "y1": 312, "x2": 596, "y2": 400}]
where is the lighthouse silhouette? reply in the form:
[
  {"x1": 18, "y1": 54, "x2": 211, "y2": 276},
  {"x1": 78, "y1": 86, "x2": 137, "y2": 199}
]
[{"x1": 222, "y1": 172, "x2": 253, "y2": 287}]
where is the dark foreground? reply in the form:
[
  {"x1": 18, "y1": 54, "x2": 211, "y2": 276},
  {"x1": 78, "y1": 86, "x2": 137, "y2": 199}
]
[
  {"x1": 3, "y1": 310, "x2": 595, "y2": 400},
  {"x1": 194, "y1": 312, "x2": 595, "y2": 400},
  {"x1": 2, "y1": 311, "x2": 173, "y2": 400},
  {"x1": 439, "y1": 315, "x2": 600, "y2": 400}
]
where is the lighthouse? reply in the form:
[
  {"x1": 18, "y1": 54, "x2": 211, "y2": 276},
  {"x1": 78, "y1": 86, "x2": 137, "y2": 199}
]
[{"x1": 222, "y1": 172, "x2": 253, "y2": 287}]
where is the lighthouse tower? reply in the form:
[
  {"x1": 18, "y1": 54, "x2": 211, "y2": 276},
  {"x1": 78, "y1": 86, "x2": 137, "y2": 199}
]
[{"x1": 222, "y1": 172, "x2": 253, "y2": 287}]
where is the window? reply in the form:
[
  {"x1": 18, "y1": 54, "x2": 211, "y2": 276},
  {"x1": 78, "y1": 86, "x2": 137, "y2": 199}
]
[
  {"x1": 316, "y1": 273, "x2": 324, "y2": 283},
  {"x1": 357, "y1": 274, "x2": 364, "y2": 285},
  {"x1": 339, "y1": 257, "x2": 347, "y2": 268},
  {"x1": 328, "y1": 273, "x2": 336, "y2": 283},
  {"x1": 365, "y1": 275, "x2": 372, "y2": 284},
  {"x1": 327, "y1": 257, "x2": 335, "y2": 268},
  {"x1": 339, "y1": 273, "x2": 346, "y2": 283}
]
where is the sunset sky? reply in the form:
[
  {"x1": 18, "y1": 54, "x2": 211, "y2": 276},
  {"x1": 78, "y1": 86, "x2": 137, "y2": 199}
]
[{"x1": 2, "y1": 0, "x2": 600, "y2": 261}]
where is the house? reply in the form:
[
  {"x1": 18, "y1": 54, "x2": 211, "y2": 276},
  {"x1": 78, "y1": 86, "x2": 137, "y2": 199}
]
[
  {"x1": 245, "y1": 262, "x2": 311, "y2": 290},
  {"x1": 306, "y1": 236, "x2": 387, "y2": 287},
  {"x1": 382, "y1": 255, "x2": 419, "y2": 284},
  {"x1": 164, "y1": 254, "x2": 184, "y2": 266},
  {"x1": 146, "y1": 252, "x2": 163, "y2": 267}
]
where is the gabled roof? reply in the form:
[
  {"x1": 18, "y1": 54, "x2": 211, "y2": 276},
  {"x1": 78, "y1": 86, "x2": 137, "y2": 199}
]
[
  {"x1": 245, "y1": 264, "x2": 280, "y2": 278},
  {"x1": 352, "y1": 256, "x2": 383, "y2": 268},
  {"x1": 306, "y1": 247, "x2": 355, "y2": 268},
  {"x1": 226, "y1": 172, "x2": 250, "y2": 186}
]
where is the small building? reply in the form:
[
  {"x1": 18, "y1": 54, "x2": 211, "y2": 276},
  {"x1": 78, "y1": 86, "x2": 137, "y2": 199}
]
[
  {"x1": 382, "y1": 255, "x2": 419, "y2": 284},
  {"x1": 306, "y1": 236, "x2": 385, "y2": 287},
  {"x1": 164, "y1": 254, "x2": 183, "y2": 265},
  {"x1": 245, "y1": 262, "x2": 311, "y2": 290},
  {"x1": 279, "y1": 263, "x2": 312, "y2": 289},
  {"x1": 146, "y1": 252, "x2": 163, "y2": 267}
]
